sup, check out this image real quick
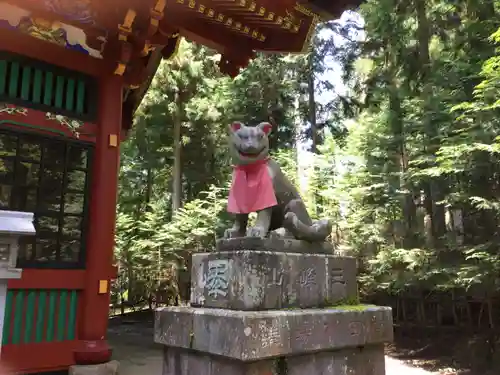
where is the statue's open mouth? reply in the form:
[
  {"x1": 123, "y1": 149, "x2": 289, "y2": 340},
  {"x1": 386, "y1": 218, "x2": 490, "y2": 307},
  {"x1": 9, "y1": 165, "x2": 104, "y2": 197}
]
[{"x1": 238, "y1": 148, "x2": 265, "y2": 157}]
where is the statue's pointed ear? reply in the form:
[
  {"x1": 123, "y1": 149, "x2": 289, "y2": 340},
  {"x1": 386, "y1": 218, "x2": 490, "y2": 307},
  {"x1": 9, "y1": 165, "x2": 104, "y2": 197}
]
[
  {"x1": 258, "y1": 122, "x2": 272, "y2": 135},
  {"x1": 229, "y1": 121, "x2": 243, "y2": 133}
]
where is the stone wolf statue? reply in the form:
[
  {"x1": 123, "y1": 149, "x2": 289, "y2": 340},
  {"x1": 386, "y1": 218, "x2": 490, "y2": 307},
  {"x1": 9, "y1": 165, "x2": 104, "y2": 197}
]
[{"x1": 224, "y1": 121, "x2": 332, "y2": 243}]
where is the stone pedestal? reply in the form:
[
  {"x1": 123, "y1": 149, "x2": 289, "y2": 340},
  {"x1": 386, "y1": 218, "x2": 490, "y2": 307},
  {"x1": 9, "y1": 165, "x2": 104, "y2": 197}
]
[
  {"x1": 155, "y1": 238, "x2": 393, "y2": 374},
  {"x1": 190, "y1": 250, "x2": 357, "y2": 310}
]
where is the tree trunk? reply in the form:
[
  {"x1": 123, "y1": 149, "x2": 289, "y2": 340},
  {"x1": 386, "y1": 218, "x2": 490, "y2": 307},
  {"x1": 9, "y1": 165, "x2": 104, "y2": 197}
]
[
  {"x1": 415, "y1": 0, "x2": 446, "y2": 247},
  {"x1": 126, "y1": 250, "x2": 133, "y2": 304},
  {"x1": 307, "y1": 48, "x2": 321, "y2": 217},
  {"x1": 172, "y1": 93, "x2": 183, "y2": 214},
  {"x1": 119, "y1": 278, "x2": 125, "y2": 315},
  {"x1": 388, "y1": 81, "x2": 417, "y2": 247},
  {"x1": 145, "y1": 167, "x2": 153, "y2": 207},
  {"x1": 308, "y1": 50, "x2": 317, "y2": 154}
]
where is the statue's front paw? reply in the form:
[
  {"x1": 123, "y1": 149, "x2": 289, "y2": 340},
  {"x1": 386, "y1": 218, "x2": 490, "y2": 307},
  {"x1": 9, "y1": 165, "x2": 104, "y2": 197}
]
[
  {"x1": 284, "y1": 212, "x2": 299, "y2": 227},
  {"x1": 311, "y1": 219, "x2": 333, "y2": 238},
  {"x1": 224, "y1": 228, "x2": 245, "y2": 239},
  {"x1": 246, "y1": 226, "x2": 267, "y2": 238},
  {"x1": 270, "y1": 227, "x2": 294, "y2": 239}
]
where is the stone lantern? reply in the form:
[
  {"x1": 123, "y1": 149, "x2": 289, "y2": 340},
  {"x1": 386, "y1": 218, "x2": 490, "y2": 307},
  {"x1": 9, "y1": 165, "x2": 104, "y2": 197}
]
[{"x1": 0, "y1": 210, "x2": 36, "y2": 352}]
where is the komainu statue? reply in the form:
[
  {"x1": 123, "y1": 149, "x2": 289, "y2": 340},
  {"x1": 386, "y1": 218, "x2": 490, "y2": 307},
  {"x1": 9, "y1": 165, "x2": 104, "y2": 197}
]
[{"x1": 224, "y1": 121, "x2": 332, "y2": 243}]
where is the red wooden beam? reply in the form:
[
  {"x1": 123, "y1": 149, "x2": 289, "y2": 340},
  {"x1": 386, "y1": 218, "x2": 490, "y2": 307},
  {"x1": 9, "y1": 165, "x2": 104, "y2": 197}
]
[
  {"x1": 0, "y1": 108, "x2": 98, "y2": 143},
  {"x1": 7, "y1": 270, "x2": 86, "y2": 290},
  {"x1": 77, "y1": 74, "x2": 123, "y2": 363}
]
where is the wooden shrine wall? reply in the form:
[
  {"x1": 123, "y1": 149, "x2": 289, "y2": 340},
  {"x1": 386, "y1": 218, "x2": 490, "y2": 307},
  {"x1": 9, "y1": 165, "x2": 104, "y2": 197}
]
[{"x1": 0, "y1": 49, "x2": 102, "y2": 373}]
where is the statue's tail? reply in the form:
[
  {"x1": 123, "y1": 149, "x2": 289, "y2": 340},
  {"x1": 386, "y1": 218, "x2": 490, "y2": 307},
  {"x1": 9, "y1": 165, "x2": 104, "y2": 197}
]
[{"x1": 283, "y1": 212, "x2": 332, "y2": 242}]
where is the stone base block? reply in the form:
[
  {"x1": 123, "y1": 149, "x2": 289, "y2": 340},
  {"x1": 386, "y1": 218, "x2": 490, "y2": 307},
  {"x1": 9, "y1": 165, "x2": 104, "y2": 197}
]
[
  {"x1": 163, "y1": 348, "x2": 275, "y2": 375},
  {"x1": 287, "y1": 344, "x2": 386, "y2": 375},
  {"x1": 155, "y1": 306, "x2": 393, "y2": 361},
  {"x1": 163, "y1": 345, "x2": 385, "y2": 375},
  {"x1": 190, "y1": 251, "x2": 357, "y2": 310},
  {"x1": 69, "y1": 360, "x2": 119, "y2": 375},
  {"x1": 216, "y1": 237, "x2": 334, "y2": 254}
]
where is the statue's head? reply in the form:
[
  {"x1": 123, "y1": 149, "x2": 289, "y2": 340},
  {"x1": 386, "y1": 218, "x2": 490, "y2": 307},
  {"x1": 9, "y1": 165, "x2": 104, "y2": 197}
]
[{"x1": 228, "y1": 121, "x2": 272, "y2": 165}]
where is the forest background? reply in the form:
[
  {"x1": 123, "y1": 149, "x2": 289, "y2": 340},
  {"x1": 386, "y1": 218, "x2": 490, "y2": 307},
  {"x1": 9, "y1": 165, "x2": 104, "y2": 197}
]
[{"x1": 113, "y1": 0, "x2": 500, "y2": 371}]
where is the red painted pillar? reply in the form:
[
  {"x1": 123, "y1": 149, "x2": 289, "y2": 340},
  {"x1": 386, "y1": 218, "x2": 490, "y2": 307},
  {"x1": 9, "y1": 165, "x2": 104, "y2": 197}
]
[{"x1": 75, "y1": 74, "x2": 122, "y2": 364}]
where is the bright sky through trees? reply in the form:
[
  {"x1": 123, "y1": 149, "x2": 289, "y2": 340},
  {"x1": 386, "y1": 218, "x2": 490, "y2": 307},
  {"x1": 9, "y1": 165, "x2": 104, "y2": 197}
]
[{"x1": 298, "y1": 11, "x2": 365, "y2": 194}]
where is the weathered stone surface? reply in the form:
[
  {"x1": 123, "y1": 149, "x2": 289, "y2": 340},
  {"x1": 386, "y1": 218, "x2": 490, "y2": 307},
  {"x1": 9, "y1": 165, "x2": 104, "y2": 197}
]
[
  {"x1": 162, "y1": 345, "x2": 385, "y2": 375},
  {"x1": 287, "y1": 345, "x2": 386, "y2": 375},
  {"x1": 69, "y1": 361, "x2": 119, "y2": 375},
  {"x1": 154, "y1": 306, "x2": 393, "y2": 361},
  {"x1": 216, "y1": 237, "x2": 334, "y2": 254},
  {"x1": 190, "y1": 251, "x2": 357, "y2": 310},
  {"x1": 163, "y1": 348, "x2": 276, "y2": 375}
]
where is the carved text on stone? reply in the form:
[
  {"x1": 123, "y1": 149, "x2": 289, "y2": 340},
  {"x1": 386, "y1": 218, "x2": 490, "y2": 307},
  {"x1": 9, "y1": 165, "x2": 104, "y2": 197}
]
[
  {"x1": 258, "y1": 321, "x2": 281, "y2": 349},
  {"x1": 294, "y1": 321, "x2": 313, "y2": 346},
  {"x1": 330, "y1": 267, "x2": 346, "y2": 285},
  {"x1": 348, "y1": 321, "x2": 363, "y2": 336},
  {"x1": 299, "y1": 268, "x2": 317, "y2": 286},
  {"x1": 206, "y1": 259, "x2": 229, "y2": 298},
  {"x1": 369, "y1": 316, "x2": 384, "y2": 336},
  {"x1": 267, "y1": 268, "x2": 284, "y2": 286}
]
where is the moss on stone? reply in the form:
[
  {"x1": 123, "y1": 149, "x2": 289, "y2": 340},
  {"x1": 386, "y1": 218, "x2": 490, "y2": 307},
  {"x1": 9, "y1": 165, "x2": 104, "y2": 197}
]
[
  {"x1": 328, "y1": 304, "x2": 377, "y2": 311},
  {"x1": 281, "y1": 301, "x2": 377, "y2": 311},
  {"x1": 327, "y1": 296, "x2": 361, "y2": 306},
  {"x1": 279, "y1": 294, "x2": 378, "y2": 311}
]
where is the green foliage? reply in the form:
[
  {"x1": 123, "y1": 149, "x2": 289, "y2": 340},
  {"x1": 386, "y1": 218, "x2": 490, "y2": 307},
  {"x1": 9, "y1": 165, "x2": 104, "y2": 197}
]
[
  {"x1": 336, "y1": 0, "x2": 500, "y2": 296},
  {"x1": 114, "y1": 1, "x2": 500, "y2": 306},
  {"x1": 138, "y1": 185, "x2": 231, "y2": 253},
  {"x1": 271, "y1": 148, "x2": 299, "y2": 187}
]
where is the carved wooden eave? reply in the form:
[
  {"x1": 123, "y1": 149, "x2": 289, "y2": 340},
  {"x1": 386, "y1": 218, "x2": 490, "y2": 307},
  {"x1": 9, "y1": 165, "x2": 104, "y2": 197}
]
[
  {"x1": 121, "y1": 47, "x2": 164, "y2": 132},
  {"x1": 0, "y1": 0, "x2": 363, "y2": 124},
  {"x1": 297, "y1": 0, "x2": 364, "y2": 21}
]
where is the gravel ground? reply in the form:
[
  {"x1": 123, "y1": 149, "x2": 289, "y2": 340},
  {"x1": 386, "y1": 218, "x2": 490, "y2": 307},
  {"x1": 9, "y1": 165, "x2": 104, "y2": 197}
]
[{"x1": 385, "y1": 357, "x2": 436, "y2": 375}]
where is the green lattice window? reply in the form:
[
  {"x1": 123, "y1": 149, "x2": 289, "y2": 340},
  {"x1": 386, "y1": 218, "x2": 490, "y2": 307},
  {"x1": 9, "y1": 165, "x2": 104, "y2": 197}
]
[
  {"x1": 0, "y1": 51, "x2": 98, "y2": 122},
  {"x1": 0, "y1": 127, "x2": 93, "y2": 269}
]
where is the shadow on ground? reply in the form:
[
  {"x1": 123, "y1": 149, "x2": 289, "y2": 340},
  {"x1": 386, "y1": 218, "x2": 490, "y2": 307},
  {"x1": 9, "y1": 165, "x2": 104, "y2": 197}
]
[
  {"x1": 386, "y1": 325, "x2": 500, "y2": 375},
  {"x1": 108, "y1": 310, "x2": 163, "y2": 375}
]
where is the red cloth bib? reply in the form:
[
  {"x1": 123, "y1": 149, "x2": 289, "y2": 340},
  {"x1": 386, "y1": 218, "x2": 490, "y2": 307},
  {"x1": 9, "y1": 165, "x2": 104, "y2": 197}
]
[{"x1": 227, "y1": 158, "x2": 277, "y2": 214}]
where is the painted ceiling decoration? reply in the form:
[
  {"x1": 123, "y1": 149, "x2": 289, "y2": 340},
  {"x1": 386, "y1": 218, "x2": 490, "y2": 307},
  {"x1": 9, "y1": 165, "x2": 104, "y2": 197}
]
[
  {"x1": 41, "y1": 0, "x2": 97, "y2": 25},
  {"x1": 0, "y1": 2, "x2": 106, "y2": 58}
]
